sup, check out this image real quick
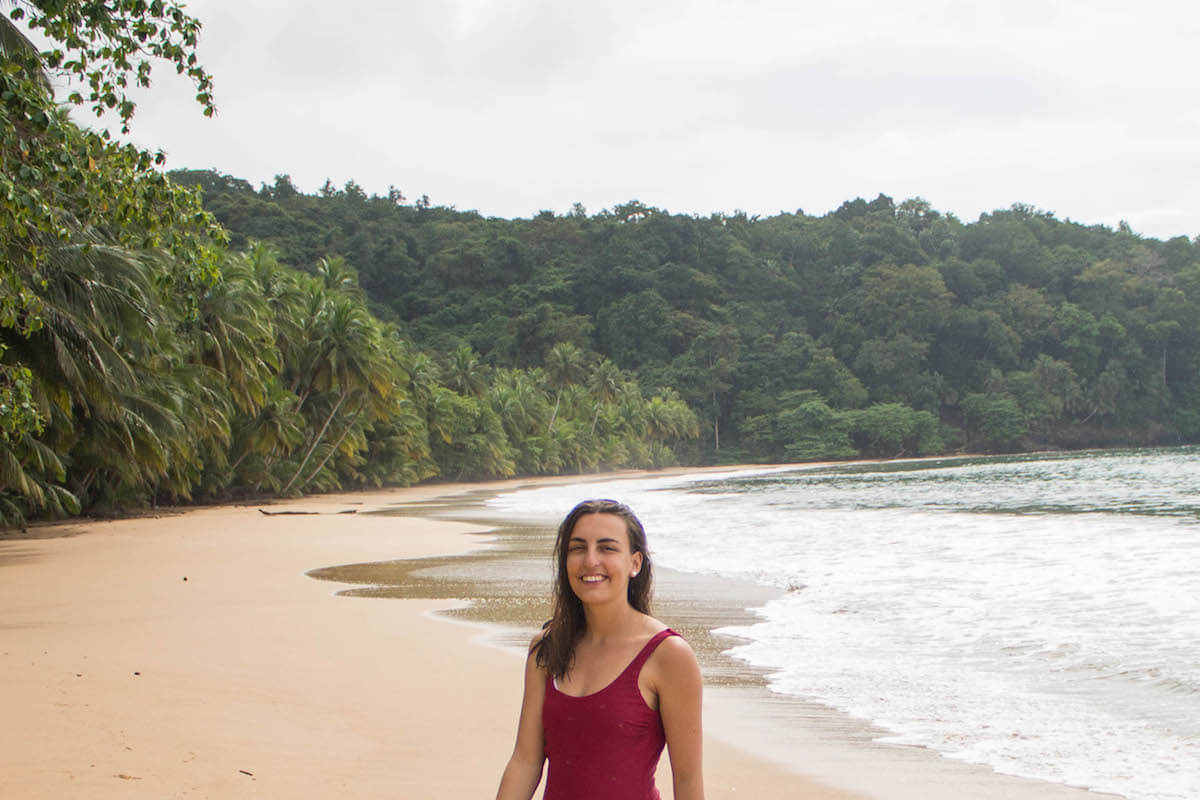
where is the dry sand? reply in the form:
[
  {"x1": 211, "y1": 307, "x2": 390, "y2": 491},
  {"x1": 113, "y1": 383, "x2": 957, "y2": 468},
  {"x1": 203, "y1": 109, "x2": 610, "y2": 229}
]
[{"x1": 0, "y1": 475, "x2": 1120, "y2": 799}]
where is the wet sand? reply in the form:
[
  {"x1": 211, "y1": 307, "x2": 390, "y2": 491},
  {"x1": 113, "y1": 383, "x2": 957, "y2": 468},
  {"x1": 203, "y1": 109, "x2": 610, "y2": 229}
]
[{"x1": 0, "y1": 472, "x2": 1122, "y2": 798}]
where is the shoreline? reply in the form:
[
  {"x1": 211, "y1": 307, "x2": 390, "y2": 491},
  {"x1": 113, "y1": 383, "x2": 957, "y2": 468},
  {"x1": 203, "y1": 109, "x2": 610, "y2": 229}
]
[
  {"x1": 0, "y1": 457, "x2": 906, "y2": 542},
  {"x1": 0, "y1": 474, "x2": 862, "y2": 799},
  {"x1": 0, "y1": 468, "x2": 1124, "y2": 798},
  {"x1": 322, "y1": 479, "x2": 1124, "y2": 800},
  {"x1": 4, "y1": 445, "x2": 1175, "y2": 543}
]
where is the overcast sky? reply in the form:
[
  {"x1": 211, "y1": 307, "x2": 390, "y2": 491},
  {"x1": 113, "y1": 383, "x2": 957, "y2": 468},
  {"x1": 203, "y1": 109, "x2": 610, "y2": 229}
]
[{"x1": 106, "y1": 0, "x2": 1199, "y2": 240}]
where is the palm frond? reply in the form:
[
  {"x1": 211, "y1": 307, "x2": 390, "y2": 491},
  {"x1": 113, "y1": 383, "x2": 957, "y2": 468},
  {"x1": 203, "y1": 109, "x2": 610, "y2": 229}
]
[{"x1": 0, "y1": 10, "x2": 51, "y2": 93}]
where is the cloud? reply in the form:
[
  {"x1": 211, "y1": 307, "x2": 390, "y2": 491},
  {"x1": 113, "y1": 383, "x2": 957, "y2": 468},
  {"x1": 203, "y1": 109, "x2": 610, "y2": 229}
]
[{"x1": 111, "y1": 0, "x2": 1200, "y2": 238}]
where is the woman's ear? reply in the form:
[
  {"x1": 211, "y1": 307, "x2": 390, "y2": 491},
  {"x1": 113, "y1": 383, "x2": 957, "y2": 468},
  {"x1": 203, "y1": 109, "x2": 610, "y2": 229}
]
[{"x1": 631, "y1": 551, "x2": 644, "y2": 577}]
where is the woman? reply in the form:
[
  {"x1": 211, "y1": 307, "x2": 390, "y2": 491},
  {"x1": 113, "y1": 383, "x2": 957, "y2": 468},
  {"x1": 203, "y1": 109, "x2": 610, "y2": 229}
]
[{"x1": 496, "y1": 499, "x2": 704, "y2": 800}]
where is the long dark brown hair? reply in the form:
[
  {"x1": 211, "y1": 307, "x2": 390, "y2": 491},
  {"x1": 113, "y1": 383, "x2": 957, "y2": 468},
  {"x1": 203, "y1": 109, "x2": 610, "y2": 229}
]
[{"x1": 533, "y1": 499, "x2": 654, "y2": 679}]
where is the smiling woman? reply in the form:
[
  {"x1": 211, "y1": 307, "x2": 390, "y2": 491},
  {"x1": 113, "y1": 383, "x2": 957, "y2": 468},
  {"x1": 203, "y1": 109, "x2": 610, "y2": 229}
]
[
  {"x1": 566, "y1": 513, "x2": 643, "y2": 604},
  {"x1": 495, "y1": 499, "x2": 705, "y2": 800}
]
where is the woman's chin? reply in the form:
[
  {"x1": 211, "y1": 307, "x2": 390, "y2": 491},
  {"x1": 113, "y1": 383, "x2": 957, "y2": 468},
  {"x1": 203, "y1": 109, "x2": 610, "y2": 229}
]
[{"x1": 573, "y1": 579, "x2": 626, "y2": 601}]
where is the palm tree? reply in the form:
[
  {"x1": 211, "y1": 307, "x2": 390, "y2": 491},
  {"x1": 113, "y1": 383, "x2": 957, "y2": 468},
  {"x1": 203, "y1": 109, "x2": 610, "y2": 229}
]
[
  {"x1": 445, "y1": 345, "x2": 488, "y2": 397},
  {"x1": 229, "y1": 382, "x2": 304, "y2": 486},
  {"x1": 315, "y1": 255, "x2": 365, "y2": 300},
  {"x1": 248, "y1": 242, "x2": 305, "y2": 360},
  {"x1": 614, "y1": 382, "x2": 648, "y2": 439},
  {"x1": 356, "y1": 396, "x2": 434, "y2": 487},
  {"x1": 544, "y1": 342, "x2": 586, "y2": 435},
  {"x1": 0, "y1": 6, "x2": 51, "y2": 93},
  {"x1": 1, "y1": 7, "x2": 236, "y2": 515},
  {"x1": 0, "y1": 234, "x2": 173, "y2": 509},
  {"x1": 286, "y1": 279, "x2": 335, "y2": 407},
  {"x1": 587, "y1": 358, "x2": 623, "y2": 436},
  {"x1": 147, "y1": 360, "x2": 233, "y2": 501},
  {"x1": 0, "y1": 431, "x2": 80, "y2": 527},
  {"x1": 645, "y1": 390, "x2": 700, "y2": 443},
  {"x1": 397, "y1": 344, "x2": 440, "y2": 413},
  {"x1": 281, "y1": 292, "x2": 393, "y2": 494},
  {"x1": 488, "y1": 368, "x2": 548, "y2": 440},
  {"x1": 193, "y1": 250, "x2": 279, "y2": 414}
]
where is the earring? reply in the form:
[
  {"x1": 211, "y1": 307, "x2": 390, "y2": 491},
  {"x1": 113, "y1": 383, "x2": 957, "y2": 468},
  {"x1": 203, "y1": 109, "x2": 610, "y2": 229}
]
[{"x1": 631, "y1": 571, "x2": 639, "y2": 577}]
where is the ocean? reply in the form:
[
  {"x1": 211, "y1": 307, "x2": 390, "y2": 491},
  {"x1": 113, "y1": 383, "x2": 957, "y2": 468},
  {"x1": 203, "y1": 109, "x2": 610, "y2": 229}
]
[{"x1": 485, "y1": 447, "x2": 1200, "y2": 800}]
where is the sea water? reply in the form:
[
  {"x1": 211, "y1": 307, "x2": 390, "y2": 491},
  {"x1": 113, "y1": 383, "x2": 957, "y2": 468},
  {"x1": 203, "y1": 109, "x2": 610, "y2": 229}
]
[{"x1": 486, "y1": 448, "x2": 1200, "y2": 800}]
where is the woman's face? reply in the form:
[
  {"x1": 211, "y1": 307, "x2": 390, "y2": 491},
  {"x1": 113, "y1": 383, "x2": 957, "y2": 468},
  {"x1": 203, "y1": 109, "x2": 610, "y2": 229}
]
[{"x1": 564, "y1": 512, "x2": 643, "y2": 605}]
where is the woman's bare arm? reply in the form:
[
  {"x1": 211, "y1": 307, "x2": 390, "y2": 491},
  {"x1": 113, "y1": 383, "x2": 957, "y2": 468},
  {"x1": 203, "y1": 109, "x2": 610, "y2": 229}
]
[
  {"x1": 654, "y1": 636, "x2": 705, "y2": 800},
  {"x1": 495, "y1": 639, "x2": 548, "y2": 800}
]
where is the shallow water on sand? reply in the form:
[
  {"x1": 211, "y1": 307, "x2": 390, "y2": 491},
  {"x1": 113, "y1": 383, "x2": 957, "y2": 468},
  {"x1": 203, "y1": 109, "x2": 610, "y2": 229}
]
[{"x1": 308, "y1": 515, "x2": 780, "y2": 686}]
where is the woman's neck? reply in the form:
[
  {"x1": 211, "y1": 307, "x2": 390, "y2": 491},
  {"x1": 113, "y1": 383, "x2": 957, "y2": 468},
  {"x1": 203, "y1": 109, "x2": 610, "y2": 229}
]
[{"x1": 581, "y1": 601, "x2": 641, "y2": 644}]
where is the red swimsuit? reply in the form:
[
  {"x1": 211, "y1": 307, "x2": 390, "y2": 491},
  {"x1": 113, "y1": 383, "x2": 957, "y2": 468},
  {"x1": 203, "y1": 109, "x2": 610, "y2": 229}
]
[{"x1": 541, "y1": 628, "x2": 680, "y2": 800}]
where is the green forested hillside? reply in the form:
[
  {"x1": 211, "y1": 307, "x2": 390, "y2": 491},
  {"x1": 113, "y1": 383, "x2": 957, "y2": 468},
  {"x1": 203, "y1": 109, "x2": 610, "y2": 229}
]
[
  {"x1": 0, "y1": 4, "x2": 694, "y2": 527},
  {"x1": 176, "y1": 171, "x2": 1200, "y2": 462},
  {"x1": 12, "y1": 4, "x2": 1194, "y2": 528}
]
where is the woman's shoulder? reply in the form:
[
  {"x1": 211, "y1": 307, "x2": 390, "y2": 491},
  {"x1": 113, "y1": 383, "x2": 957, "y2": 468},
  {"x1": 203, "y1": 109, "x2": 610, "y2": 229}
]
[
  {"x1": 637, "y1": 613, "x2": 672, "y2": 637},
  {"x1": 641, "y1": 620, "x2": 698, "y2": 667},
  {"x1": 652, "y1": 631, "x2": 696, "y2": 660},
  {"x1": 641, "y1": 626, "x2": 701, "y2": 694},
  {"x1": 528, "y1": 628, "x2": 549, "y2": 650},
  {"x1": 524, "y1": 627, "x2": 551, "y2": 669}
]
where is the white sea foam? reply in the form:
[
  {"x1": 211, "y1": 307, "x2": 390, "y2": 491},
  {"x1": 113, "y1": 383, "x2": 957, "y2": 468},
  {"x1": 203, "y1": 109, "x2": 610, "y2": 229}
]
[{"x1": 487, "y1": 449, "x2": 1200, "y2": 800}]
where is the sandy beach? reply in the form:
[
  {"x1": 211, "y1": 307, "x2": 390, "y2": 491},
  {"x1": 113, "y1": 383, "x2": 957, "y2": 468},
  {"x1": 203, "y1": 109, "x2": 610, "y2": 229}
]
[{"x1": 0, "y1": 475, "x2": 1121, "y2": 799}]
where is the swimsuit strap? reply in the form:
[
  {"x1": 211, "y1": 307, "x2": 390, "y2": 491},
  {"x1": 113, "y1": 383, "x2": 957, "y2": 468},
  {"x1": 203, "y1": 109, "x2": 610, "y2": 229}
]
[
  {"x1": 549, "y1": 628, "x2": 681, "y2": 695},
  {"x1": 624, "y1": 628, "x2": 679, "y2": 680}
]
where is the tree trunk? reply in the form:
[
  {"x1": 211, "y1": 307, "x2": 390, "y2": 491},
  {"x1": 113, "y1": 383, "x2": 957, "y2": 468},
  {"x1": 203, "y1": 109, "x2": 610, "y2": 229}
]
[
  {"x1": 253, "y1": 448, "x2": 277, "y2": 493},
  {"x1": 712, "y1": 389, "x2": 720, "y2": 450},
  {"x1": 282, "y1": 391, "x2": 348, "y2": 495},
  {"x1": 547, "y1": 388, "x2": 563, "y2": 435},
  {"x1": 229, "y1": 447, "x2": 250, "y2": 474},
  {"x1": 300, "y1": 405, "x2": 364, "y2": 489}
]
